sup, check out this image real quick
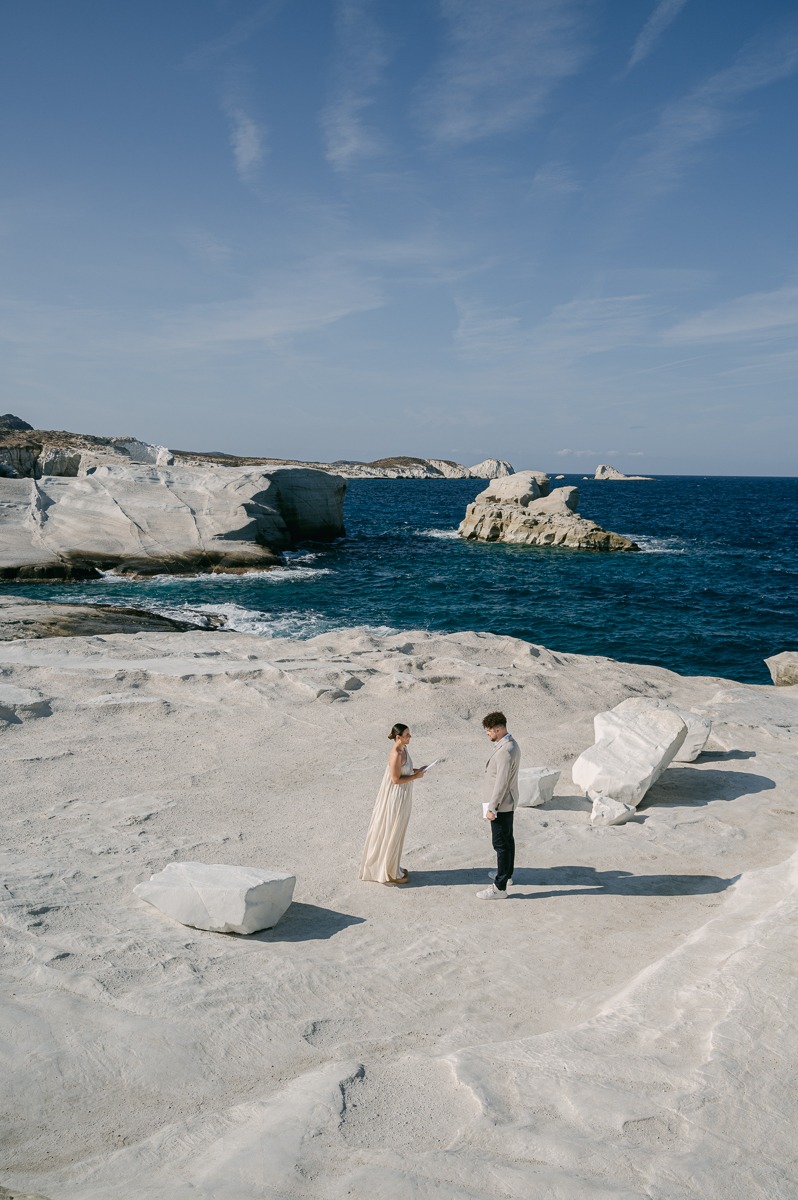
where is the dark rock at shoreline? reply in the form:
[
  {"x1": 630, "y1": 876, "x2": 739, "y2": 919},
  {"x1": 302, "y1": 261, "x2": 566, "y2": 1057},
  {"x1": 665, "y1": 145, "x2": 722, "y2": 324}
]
[{"x1": 0, "y1": 596, "x2": 226, "y2": 640}]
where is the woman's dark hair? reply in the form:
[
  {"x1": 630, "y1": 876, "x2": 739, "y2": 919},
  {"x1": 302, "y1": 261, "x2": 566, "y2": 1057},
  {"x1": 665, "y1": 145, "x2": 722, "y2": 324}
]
[{"x1": 389, "y1": 723, "x2": 409, "y2": 741}]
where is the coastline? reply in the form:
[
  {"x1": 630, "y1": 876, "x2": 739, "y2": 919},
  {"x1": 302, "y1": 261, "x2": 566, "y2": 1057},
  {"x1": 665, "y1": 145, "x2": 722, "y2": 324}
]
[{"x1": 1, "y1": 622, "x2": 796, "y2": 1197}]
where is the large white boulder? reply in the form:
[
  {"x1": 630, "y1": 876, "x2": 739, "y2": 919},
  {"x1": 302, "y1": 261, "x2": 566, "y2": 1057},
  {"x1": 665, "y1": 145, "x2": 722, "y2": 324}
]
[
  {"x1": 764, "y1": 652, "x2": 798, "y2": 686},
  {"x1": 0, "y1": 683, "x2": 52, "y2": 723},
  {"x1": 572, "y1": 706, "x2": 687, "y2": 825},
  {"x1": 517, "y1": 766, "x2": 561, "y2": 807},
  {"x1": 134, "y1": 862, "x2": 296, "y2": 934},
  {"x1": 610, "y1": 697, "x2": 711, "y2": 762}
]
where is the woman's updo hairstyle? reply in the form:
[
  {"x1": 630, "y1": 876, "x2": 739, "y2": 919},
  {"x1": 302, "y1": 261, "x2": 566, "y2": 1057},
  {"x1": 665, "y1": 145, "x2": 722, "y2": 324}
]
[{"x1": 389, "y1": 723, "x2": 409, "y2": 741}]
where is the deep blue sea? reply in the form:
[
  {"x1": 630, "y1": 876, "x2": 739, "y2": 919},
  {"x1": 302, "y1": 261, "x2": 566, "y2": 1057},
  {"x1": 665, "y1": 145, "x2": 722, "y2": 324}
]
[{"x1": 3, "y1": 476, "x2": 796, "y2": 685}]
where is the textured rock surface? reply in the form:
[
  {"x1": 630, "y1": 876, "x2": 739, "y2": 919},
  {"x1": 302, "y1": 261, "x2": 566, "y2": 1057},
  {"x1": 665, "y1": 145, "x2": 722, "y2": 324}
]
[
  {"x1": 0, "y1": 414, "x2": 34, "y2": 432},
  {"x1": 0, "y1": 683, "x2": 52, "y2": 723},
  {"x1": 517, "y1": 766, "x2": 560, "y2": 807},
  {"x1": 610, "y1": 697, "x2": 711, "y2": 762},
  {"x1": 0, "y1": 464, "x2": 345, "y2": 579},
  {"x1": 134, "y1": 862, "x2": 296, "y2": 934},
  {"x1": 573, "y1": 706, "x2": 687, "y2": 824},
  {"x1": 765, "y1": 652, "x2": 798, "y2": 686},
  {"x1": 594, "y1": 463, "x2": 655, "y2": 481},
  {"x1": 0, "y1": 595, "x2": 220, "y2": 639},
  {"x1": 0, "y1": 429, "x2": 175, "y2": 479},
  {"x1": 459, "y1": 473, "x2": 638, "y2": 551}
]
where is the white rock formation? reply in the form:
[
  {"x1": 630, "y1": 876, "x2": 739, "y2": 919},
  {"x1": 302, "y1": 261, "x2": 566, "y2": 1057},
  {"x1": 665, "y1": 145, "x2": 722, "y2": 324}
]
[
  {"x1": 468, "y1": 458, "x2": 514, "y2": 478},
  {"x1": 573, "y1": 706, "x2": 687, "y2": 825},
  {"x1": 134, "y1": 862, "x2": 296, "y2": 934},
  {"x1": 0, "y1": 683, "x2": 52, "y2": 723},
  {"x1": 0, "y1": 464, "x2": 346, "y2": 579},
  {"x1": 594, "y1": 464, "x2": 655, "y2": 481},
  {"x1": 765, "y1": 652, "x2": 798, "y2": 686},
  {"x1": 517, "y1": 766, "x2": 560, "y2": 807},
  {"x1": 610, "y1": 697, "x2": 711, "y2": 762},
  {"x1": 459, "y1": 472, "x2": 638, "y2": 551}
]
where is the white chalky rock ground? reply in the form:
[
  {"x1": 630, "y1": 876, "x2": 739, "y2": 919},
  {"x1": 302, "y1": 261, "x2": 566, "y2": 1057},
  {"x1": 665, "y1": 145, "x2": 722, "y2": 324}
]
[
  {"x1": 0, "y1": 683, "x2": 51, "y2": 723},
  {"x1": 134, "y1": 862, "x2": 296, "y2": 934},
  {"x1": 610, "y1": 696, "x2": 711, "y2": 761},
  {"x1": 573, "y1": 705, "x2": 687, "y2": 823},
  {"x1": 2, "y1": 624, "x2": 798, "y2": 1199},
  {"x1": 517, "y1": 766, "x2": 560, "y2": 807}
]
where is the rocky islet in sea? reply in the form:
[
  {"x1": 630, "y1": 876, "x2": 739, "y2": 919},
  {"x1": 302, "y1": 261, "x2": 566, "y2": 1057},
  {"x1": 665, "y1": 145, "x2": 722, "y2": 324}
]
[{"x1": 458, "y1": 469, "x2": 639, "y2": 550}]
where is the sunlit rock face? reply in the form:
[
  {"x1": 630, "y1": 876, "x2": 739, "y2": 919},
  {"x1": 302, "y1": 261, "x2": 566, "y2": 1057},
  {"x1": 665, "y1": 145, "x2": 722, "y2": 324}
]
[
  {"x1": 0, "y1": 464, "x2": 346, "y2": 580},
  {"x1": 458, "y1": 471, "x2": 638, "y2": 551}
]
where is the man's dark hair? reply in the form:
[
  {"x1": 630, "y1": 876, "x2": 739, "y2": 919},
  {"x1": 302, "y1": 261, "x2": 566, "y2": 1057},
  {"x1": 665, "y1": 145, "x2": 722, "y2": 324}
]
[{"x1": 482, "y1": 711, "x2": 507, "y2": 730}]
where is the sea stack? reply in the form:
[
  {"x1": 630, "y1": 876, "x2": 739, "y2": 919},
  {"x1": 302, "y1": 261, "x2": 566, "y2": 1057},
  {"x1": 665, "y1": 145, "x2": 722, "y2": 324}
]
[{"x1": 458, "y1": 470, "x2": 639, "y2": 551}]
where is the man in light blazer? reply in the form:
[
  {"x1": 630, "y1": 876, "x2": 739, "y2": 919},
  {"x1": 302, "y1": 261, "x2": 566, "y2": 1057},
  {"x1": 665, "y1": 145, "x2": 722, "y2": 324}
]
[{"x1": 477, "y1": 711, "x2": 521, "y2": 899}]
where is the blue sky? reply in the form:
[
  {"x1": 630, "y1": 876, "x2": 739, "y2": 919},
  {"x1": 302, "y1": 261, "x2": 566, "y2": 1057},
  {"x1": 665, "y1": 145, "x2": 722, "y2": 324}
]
[{"x1": 2, "y1": 0, "x2": 797, "y2": 473}]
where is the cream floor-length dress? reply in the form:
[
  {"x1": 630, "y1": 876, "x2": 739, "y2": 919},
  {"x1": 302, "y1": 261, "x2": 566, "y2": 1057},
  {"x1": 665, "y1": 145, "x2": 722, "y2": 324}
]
[{"x1": 359, "y1": 753, "x2": 414, "y2": 883}]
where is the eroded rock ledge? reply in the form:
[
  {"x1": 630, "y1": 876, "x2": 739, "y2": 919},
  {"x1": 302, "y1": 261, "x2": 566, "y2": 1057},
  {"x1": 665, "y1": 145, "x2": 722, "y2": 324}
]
[
  {"x1": 459, "y1": 471, "x2": 639, "y2": 551},
  {"x1": 0, "y1": 464, "x2": 345, "y2": 580}
]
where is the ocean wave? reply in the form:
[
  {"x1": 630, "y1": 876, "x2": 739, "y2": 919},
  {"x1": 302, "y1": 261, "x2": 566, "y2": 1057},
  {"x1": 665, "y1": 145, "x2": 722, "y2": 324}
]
[
  {"x1": 153, "y1": 602, "x2": 398, "y2": 641},
  {"x1": 630, "y1": 536, "x2": 688, "y2": 555},
  {"x1": 101, "y1": 563, "x2": 333, "y2": 585},
  {"x1": 418, "y1": 528, "x2": 460, "y2": 540}
]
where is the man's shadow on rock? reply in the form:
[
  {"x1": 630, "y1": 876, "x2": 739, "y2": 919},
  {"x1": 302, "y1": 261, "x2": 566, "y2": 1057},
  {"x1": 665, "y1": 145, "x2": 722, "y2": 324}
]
[
  {"x1": 251, "y1": 903, "x2": 365, "y2": 943},
  {"x1": 409, "y1": 865, "x2": 738, "y2": 899}
]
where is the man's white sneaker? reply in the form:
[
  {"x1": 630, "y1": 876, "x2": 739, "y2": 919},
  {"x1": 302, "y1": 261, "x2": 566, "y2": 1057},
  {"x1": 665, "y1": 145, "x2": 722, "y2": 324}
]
[
  {"x1": 477, "y1": 883, "x2": 507, "y2": 899},
  {"x1": 489, "y1": 871, "x2": 512, "y2": 885}
]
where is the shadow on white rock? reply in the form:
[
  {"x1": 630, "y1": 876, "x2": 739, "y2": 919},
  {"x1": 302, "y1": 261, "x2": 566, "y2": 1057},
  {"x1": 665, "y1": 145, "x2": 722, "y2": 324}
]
[{"x1": 134, "y1": 862, "x2": 296, "y2": 934}]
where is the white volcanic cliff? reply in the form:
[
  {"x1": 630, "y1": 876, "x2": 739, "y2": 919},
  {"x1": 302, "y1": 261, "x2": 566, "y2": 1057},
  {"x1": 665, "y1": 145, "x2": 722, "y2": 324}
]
[{"x1": 0, "y1": 464, "x2": 345, "y2": 580}]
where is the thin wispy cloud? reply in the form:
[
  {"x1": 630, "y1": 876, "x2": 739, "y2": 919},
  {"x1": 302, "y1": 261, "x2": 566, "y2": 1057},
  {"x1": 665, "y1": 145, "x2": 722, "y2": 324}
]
[
  {"x1": 529, "y1": 161, "x2": 581, "y2": 196},
  {"x1": 418, "y1": 0, "x2": 591, "y2": 146},
  {"x1": 627, "y1": 0, "x2": 688, "y2": 72},
  {"x1": 182, "y1": 1, "x2": 286, "y2": 70},
  {"x1": 156, "y1": 256, "x2": 384, "y2": 350},
  {"x1": 633, "y1": 19, "x2": 798, "y2": 194},
  {"x1": 222, "y1": 97, "x2": 266, "y2": 183},
  {"x1": 663, "y1": 284, "x2": 798, "y2": 343},
  {"x1": 322, "y1": 0, "x2": 389, "y2": 171}
]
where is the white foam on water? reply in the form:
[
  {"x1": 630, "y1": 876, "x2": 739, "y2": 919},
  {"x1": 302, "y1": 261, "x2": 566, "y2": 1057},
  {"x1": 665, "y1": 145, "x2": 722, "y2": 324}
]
[
  {"x1": 418, "y1": 528, "x2": 460, "y2": 540},
  {"x1": 628, "y1": 535, "x2": 688, "y2": 554},
  {"x1": 152, "y1": 602, "x2": 398, "y2": 641}
]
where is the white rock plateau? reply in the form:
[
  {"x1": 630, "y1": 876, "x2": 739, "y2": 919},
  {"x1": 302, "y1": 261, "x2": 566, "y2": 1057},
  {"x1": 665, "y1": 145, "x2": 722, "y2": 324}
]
[
  {"x1": 2, "y1": 621, "x2": 797, "y2": 1198},
  {"x1": 573, "y1": 704, "x2": 687, "y2": 824},
  {"x1": 517, "y1": 766, "x2": 561, "y2": 807},
  {"x1": 134, "y1": 862, "x2": 296, "y2": 934}
]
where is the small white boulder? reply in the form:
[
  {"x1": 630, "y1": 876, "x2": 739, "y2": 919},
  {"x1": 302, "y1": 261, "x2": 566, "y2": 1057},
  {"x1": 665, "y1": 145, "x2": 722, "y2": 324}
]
[
  {"x1": 572, "y1": 706, "x2": 687, "y2": 825},
  {"x1": 134, "y1": 862, "x2": 296, "y2": 934},
  {"x1": 764, "y1": 652, "x2": 798, "y2": 687},
  {"x1": 610, "y1": 697, "x2": 711, "y2": 762},
  {"x1": 517, "y1": 766, "x2": 561, "y2": 807}
]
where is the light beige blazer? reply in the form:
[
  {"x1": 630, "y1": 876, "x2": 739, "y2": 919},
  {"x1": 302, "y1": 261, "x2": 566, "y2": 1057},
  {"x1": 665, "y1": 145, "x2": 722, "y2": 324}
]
[{"x1": 483, "y1": 734, "x2": 521, "y2": 815}]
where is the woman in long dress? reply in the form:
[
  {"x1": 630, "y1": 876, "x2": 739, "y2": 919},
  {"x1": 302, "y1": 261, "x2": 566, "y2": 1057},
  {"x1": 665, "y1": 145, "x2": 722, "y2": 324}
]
[{"x1": 359, "y1": 723, "x2": 427, "y2": 884}]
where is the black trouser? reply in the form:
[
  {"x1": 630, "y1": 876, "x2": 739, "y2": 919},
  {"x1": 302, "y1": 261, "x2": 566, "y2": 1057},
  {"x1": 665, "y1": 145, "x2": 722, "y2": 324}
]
[{"x1": 491, "y1": 811, "x2": 515, "y2": 891}]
